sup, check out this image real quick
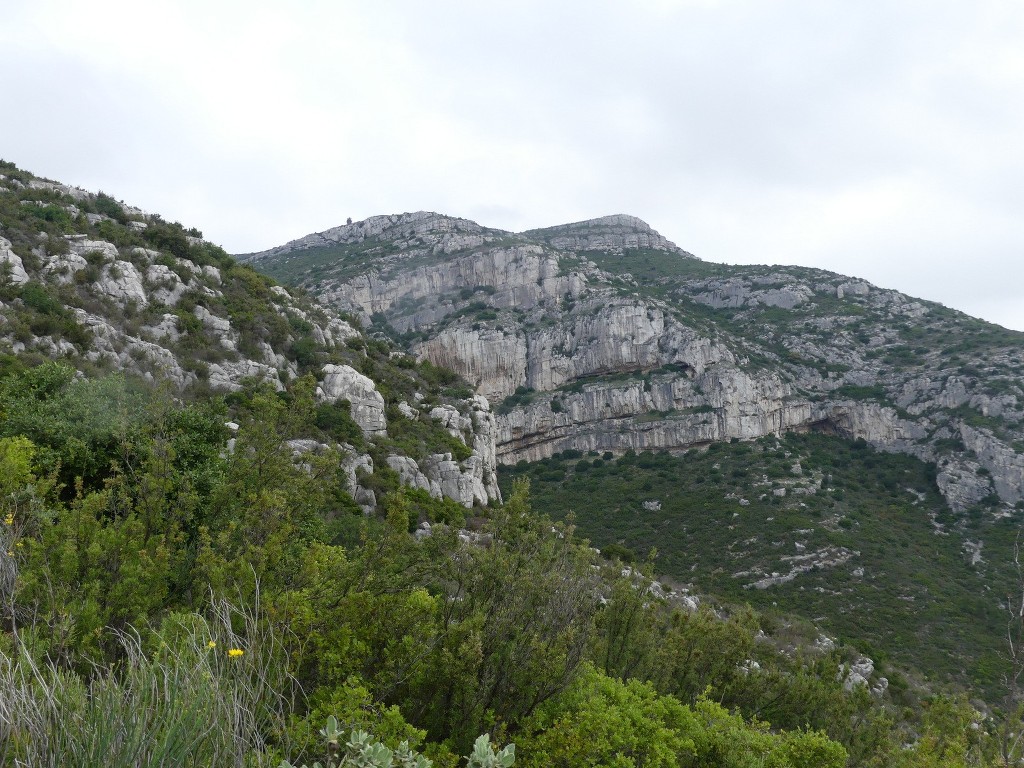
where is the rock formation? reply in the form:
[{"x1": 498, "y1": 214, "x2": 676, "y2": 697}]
[
  {"x1": 244, "y1": 211, "x2": 1024, "y2": 515},
  {"x1": 0, "y1": 172, "x2": 502, "y2": 511}
]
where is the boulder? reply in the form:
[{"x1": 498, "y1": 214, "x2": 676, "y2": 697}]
[
  {"x1": 318, "y1": 364, "x2": 387, "y2": 436},
  {"x1": 0, "y1": 237, "x2": 29, "y2": 285}
]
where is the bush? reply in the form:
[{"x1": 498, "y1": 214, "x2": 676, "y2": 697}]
[{"x1": 281, "y1": 719, "x2": 514, "y2": 768}]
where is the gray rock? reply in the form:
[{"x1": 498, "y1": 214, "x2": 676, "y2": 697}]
[
  {"x1": 207, "y1": 360, "x2": 281, "y2": 392},
  {"x1": 146, "y1": 264, "x2": 188, "y2": 306},
  {"x1": 318, "y1": 364, "x2": 387, "y2": 436},
  {"x1": 97, "y1": 261, "x2": 148, "y2": 306},
  {"x1": 0, "y1": 237, "x2": 30, "y2": 285}
]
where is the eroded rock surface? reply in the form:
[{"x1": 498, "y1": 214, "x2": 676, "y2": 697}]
[
  {"x1": 244, "y1": 211, "x2": 1024, "y2": 515},
  {"x1": 318, "y1": 364, "x2": 388, "y2": 436}
]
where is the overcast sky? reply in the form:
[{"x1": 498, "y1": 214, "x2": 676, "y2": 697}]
[{"x1": 4, "y1": 1, "x2": 1023, "y2": 330}]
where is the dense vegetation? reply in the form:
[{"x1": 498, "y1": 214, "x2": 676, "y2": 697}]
[
  {"x1": 0, "y1": 359, "x2": 1020, "y2": 766},
  {"x1": 502, "y1": 435, "x2": 1023, "y2": 696}
]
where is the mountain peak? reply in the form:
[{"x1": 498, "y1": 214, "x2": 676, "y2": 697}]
[
  {"x1": 548, "y1": 213, "x2": 655, "y2": 230},
  {"x1": 522, "y1": 214, "x2": 695, "y2": 257}
]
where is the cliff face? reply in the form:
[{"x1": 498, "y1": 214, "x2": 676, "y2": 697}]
[{"x1": 243, "y1": 212, "x2": 1024, "y2": 515}]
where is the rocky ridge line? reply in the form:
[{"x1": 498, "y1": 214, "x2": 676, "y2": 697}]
[{"x1": 243, "y1": 212, "x2": 1024, "y2": 516}]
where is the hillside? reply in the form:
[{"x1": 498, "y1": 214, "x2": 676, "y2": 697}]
[
  {"x1": 242, "y1": 211, "x2": 1024, "y2": 516},
  {"x1": 2, "y1": 161, "x2": 1024, "y2": 766},
  {"x1": 0, "y1": 165, "x2": 501, "y2": 511},
  {"x1": 243, "y1": 210, "x2": 1024, "y2": 693}
]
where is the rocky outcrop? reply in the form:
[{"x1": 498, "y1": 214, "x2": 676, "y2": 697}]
[
  {"x1": 387, "y1": 452, "x2": 481, "y2": 508},
  {"x1": 411, "y1": 300, "x2": 730, "y2": 401},
  {"x1": 247, "y1": 211, "x2": 1024, "y2": 516},
  {"x1": 384, "y1": 395, "x2": 502, "y2": 507},
  {"x1": 523, "y1": 214, "x2": 691, "y2": 254},
  {"x1": 0, "y1": 237, "x2": 29, "y2": 285},
  {"x1": 319, "y1": 244, "x2": 583, "y2": 330},
  {"x1": 690, "y1": 278, "x2": 813, "y2": 310},
  {"x1": 317, "y1": 364, "x2": 388, "y2": 436}
]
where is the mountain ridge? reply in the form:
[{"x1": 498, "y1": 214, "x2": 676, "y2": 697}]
[
  {"x1": 241, "y1": 211, "x2": 1024, "y2": 517},
  {"x1": 241, "y1": 208, "x2": 1024, "y2": 688}
]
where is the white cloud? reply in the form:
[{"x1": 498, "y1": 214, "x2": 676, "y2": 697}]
[{"x1": 3, "y1": 0, "x2": 1023, "y2": 330}]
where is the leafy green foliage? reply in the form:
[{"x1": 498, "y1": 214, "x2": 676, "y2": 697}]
[
  {"x1": 0, "y1": 281, "x2": 91, "y2": 349},
  {"x1": 496, "y1": 386, "x2": 535, "y2": 415},
  {"x1": 0, "y1": 357, "x2": 988, "y2": 766},
  {"x1": 0, "y1": 362, "x2": 145, "y2": 492},
  {"x1": 384, "y1": 406, "x2": 472, "y2": 462},
  {"x1": 280, "y1": 719, "x2": 512, "y2": 768},
  {"x1": 517, "y1": 665, "x2": 846, "y2": 768}
]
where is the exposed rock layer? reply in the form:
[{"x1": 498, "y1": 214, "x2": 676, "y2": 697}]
[{"x1": 244, "y1": 211, "x2": 1024, "y2": 514}]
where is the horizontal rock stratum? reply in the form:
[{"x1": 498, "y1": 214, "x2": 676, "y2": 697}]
[{"x1": 244, "y1": 212, "x2": 1024, "y2": 515}]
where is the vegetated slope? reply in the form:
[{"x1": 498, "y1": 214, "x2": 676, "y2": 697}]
[
  {"x1": 243, "y1": 210, "x2": 1024, "y2": 694},
  {"x1": 501, "y1": 433, "x2": 1015, "y2": 695},
  {"x1": 0, "y1": 162, "x2": 505, "y2": 510},
  {"x1": 0, "y1": 162, "x2": 1016, "y2": 767}
]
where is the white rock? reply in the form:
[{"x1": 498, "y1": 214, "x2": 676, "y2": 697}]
[
  {"x1": 68, "y1": 238, "x2": 119, "y2": 262},
  {"x1": 143, "y1": 313, "x2": 181, "y2": 342},
  {"x1": 96, "y1": 261, "x2": 148, "y2": 306},
  {"x1": 387, "y1": 455, "x2": 433, "y2": 493},
  {"x1": 193, "y1": 306, "x2": 230, "y2": 333},
  {"x1": 0, "y1": 237, "x2": 30, "y2": 285},
  {"x1": 146, "y1": 264, "x2": 188, "y2": 306},
  {"x1": 207, "y1": 360, "x2": 282, "y2": 392},
  {"x1": 842, "y1": 657, "x2": 875, "y2": 691},
  {"x1": 317, "y1": 364, "x2": 387, "y2": 436},
  {"x1": 430, "y1": 403, "x2": 471, "y2": 439}
]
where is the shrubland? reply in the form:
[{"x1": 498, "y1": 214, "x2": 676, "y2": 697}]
[
  {"x1": 0, "y1": 360, "x2": 1017, "y2": 766},
  {"x1": 1, "y1": 161, "x2": 1022, "y2": 765},
  {"x1": 504, "y1": 435, "x2": 1023, "y2": 698}
]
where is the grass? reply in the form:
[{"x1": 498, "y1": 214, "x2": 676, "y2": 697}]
[{"x1": 0, "y1": 597, "x2": 294, "y2": 767}]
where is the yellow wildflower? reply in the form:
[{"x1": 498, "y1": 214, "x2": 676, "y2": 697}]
[
  {"x1": 3, "y1": 513, "x2": 13, "y2": 526},
  {"x1": 207, "y1": 640, "x2": 217, "y2": 649},
  {"x1": 228, "y1": 648, "x2": 244, "y2": 658}
]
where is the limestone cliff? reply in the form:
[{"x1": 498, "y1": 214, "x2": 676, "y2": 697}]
[{"x1": 244, "y1": 211, "x2": 1024, "y2": 516}]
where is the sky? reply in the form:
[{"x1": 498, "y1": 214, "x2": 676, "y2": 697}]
[{"x1": 3, "y1": 0, "x2": 1023, "y2": 330}]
